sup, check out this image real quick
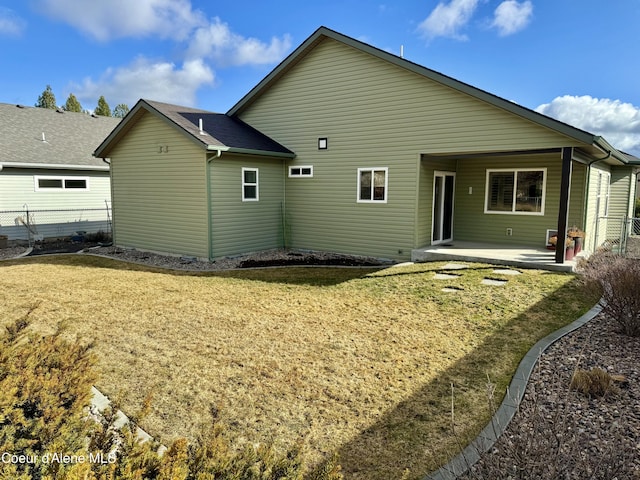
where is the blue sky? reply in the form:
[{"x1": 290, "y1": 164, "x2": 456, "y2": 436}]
[{"x1": 1, "y1": 0, "x2": 640, "y2": 155}]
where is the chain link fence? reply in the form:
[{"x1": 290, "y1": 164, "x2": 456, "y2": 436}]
[
  {"x1": 0, "y1": 207, "x2": 111, "y2": 247},
  {"x1": 625, "y1": 217, "x2": 640, "y2": 259}
]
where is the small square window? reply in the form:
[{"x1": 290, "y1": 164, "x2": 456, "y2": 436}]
[
  {"x1": 242, "y1": 168, "x2": 259, "y2": 201},
  {"x1": 318, "y1": 137, "x2": 328, "y2": 150}
]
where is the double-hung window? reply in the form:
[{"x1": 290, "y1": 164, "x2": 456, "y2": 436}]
[
  {"x1": 357, "y1": 167, "x2": 388, "y2": 203},
  {"x1": 242, "y1": 168, "x2": 259, "y2": 201},
  {"x1": 485, "y1": 168, "x2": 546, "y2": 215}
]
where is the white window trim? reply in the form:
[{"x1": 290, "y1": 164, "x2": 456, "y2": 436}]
[
  {"x1": 34, "y1": 175, "x2": 90, "y2": 191},
  {"x1": 357, "y1": 167, "x2": 388, "y2": 203},
  {"x1": 484, "y1": 168, "x2": 547, "y2": 215},
  {"x1": 288, "y1": 165, "x2": 314, "y2": 178},
  {"x1": 242, "y1": 167, "x2": 259, "y2": 202}
]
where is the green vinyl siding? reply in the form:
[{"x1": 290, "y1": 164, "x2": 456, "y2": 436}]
[
  {"x1": 209, "y1": 154, "x2": 284, "y2": 258},
  {"x1": 109, "y1": 112, "x2": 209, "y2": 259},
  {"x1": 239, "y1": 38, "x2": 583, "y2": 260},
  {"x1": 607, "y1": 166, "x2": 635, "y2": 240}
]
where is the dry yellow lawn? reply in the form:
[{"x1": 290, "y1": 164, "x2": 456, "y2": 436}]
[{"x1": 0, "y1": 255, "x2": 596, "y2": 479}]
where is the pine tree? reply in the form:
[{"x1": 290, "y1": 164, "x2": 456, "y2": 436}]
[
  {"x1": 94, "y1": 96, "x2": 111, "y2": 116},
  {"x1": 113, "y1": 103, "x2": 130, "y2": 118},
  {"x1": 64, "y1": 93, "x2": 83, "y2": 112},
  {"x1": 35, "y1": 85, "x2": 57, "y2": 109}
]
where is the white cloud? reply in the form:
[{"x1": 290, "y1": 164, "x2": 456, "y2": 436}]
[
  {"x1": 187, "y1": 17, "x2": 292, "y2": 66},
  {"x1": 417, "y1": 0, "x2": 479, "y2": 41},
  {"x1": 491, "y1": 1, "x2": 533, "y2": 36},
  {"x1": 36, "y1": 0, "x2": 205, "y2": 41},
  {"x1": 70, "y1": 57, "x2": 214, "y2": 108},
  {"x1": 536, "y1": 95, "x2": 640, "y2": 155},
  {"x1": 0, "y1": 7, "x2": 26, "y2": 36}
]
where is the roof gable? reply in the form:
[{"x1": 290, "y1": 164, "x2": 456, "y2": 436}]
[
  {"x1": 0, "y1": 102, "x2": 120, "y2": 170},
  {"x1": 229, "y1": 26, "x2": 633, "y2": 165},
  {"x1": 94, "y1": 99, "x2": 294, "y2": 159}
]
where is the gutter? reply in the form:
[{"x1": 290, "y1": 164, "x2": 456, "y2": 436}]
[
  {"x1": 206, "y1": 144, "x2": 295, "y2": 159},
  {"x1": 0, "y1": 162, "x2": 109, "y2": 172}
]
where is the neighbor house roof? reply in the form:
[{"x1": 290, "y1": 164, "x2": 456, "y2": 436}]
[
  {"x1": 229, "y1": 26, "x2": 638, "y2": 166},
  {"x1": 94, "y1": 99, "x2": 295, "y2": 159},
  {"x1": 0, "y1": 102, "x2": 121, "y2": 171}
]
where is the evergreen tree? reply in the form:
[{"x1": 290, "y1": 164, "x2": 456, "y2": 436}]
[
  {"x1": 94, "y1": 96, "x2": 111, "y2": 116},
  {"x1": 35, "y1": 85, "x2": 57, "y2": 109},
  {"x1": 64, "y1": 93, "x2": 83, "y2": 112},
  {"x1": 113, "y1": 103, "x2": 130, "y2": 118}
]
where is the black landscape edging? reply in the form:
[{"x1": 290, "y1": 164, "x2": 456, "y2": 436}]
[{"x1": 424, "y1": 301, "x2": 603, "y2": 480}]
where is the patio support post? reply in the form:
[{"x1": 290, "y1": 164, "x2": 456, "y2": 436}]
[{"x1": 555, "y1": 147, "x2": 573, "y2": 263}]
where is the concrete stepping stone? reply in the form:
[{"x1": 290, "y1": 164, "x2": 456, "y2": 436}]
[
  {"x1": 434, "y1": 272, "x2": 461, "y2": 280},
  {"x1": 441, "y1": 263, "x2": 469, "y2": 270},
  {"x1": 492, "y1": 269, "x2": 522, "y2": 276},
  {"x1": 442, "y1": 287, "x2": 463, "y2": 293},
  {"x1": 482, "y1": 278, "x2": 507, "y2": 286}
]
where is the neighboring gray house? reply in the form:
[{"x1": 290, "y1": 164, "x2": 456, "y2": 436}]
[{"x1": 0, "y1": 102, "x2": 120, "y2": 241}]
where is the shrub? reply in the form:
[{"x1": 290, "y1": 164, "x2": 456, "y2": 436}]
[
  {"x1": 0, "y1": 309, "x2": 343, "y2": 480},
  {"x1": 579, "y1": 252, "x2": 640, "y2": 336},
  {"x1": 569, "y1": 368, "x2": 617, "y2": 397}
]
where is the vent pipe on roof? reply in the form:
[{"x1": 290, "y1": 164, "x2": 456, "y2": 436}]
[
  {"x1": 400, "y1": 45, "x2": 404, "y2": 59},
  {"x1": 42, "y1": 132, "x2": 47, "y2": 143},
  {"x1": 199, "y1": 118, "x2": 205, "y2": 135}
]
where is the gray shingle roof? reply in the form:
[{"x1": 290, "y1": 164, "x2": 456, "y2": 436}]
[
  {"x1": 94, "y1": 99, "x2": 294, "y2": 158},
  {"x1": 0, "y1": 102, "x2": 121, "y2": 169}
]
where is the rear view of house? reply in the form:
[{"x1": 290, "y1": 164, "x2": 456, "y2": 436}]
[
  {"x1": 94, "y1": 27, "x2": 639, "y2": 264},
  {"x1": 0, "y1": 103, "x2": 120, "y2": 242}
]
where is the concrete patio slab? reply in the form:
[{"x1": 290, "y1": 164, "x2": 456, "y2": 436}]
[{"x1": 412, "y1": 241, "x2": 580, "y2": 272}]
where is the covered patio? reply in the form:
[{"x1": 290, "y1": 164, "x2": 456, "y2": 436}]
[{"x1": 411, "y1": 241, "x2": 582, "y2": 272}]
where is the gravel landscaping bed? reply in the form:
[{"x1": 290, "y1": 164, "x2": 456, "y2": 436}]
[
  {"x1": 0, "y1": 246, "x2": 29, "y2": 260},
  {"x1": 85, "y1": 246, "x2": 393, "y2": 270},
  {"x1": 462, "y1": 312, "x2": 640, "y2": 479}
]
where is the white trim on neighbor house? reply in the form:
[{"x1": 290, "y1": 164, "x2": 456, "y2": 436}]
[
  {"x1": 34, "y1": 175, "x2": 90, "y2": 191},
  {"x1": 484, "y1": 168, "x2": 547, "y2": 216},
  {"x1": 357, "y1": 167, "x2": 388, "y2": 203},
  {"x1": 0, "y1": 162, "x2": 109, "y2": 172},
  {"x1": 242, "y1": 167, "x2": 259, "y2": 201},
  {"x1": 288, "y1": 165, "x2": 314, "y2": 177}
]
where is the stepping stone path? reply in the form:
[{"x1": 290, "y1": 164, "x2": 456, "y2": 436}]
[
  {"x1": 434, "y1": 263, "x2": 522, "y2": 290},
  {"x1": 434, "y1": 272, "x2": 461, "y2": 280},
  {"x1": 441, "y1": 263, "x2": 469, "y2": 270},
  {"x1": 492, "y1": 268, "x2": 522, "y2": 276},
  {"x1": 481, "y1": 278, "x2": 508, "y2": 286}
]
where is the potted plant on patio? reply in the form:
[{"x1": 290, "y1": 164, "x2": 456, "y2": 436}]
[
  {"x1": 567, "y1": 226, "x2": 585, "y2": 255},
  {"x1": 565, "y1": 237, "x2": 576, "y2": 261}
]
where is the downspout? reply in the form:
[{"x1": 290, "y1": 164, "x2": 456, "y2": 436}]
[
  {"x1": 206, "y1": 149, "x2": 223, "y2": 261},
  {"x1": 583, "y1": 149, "x2": 612, "y2": 253}
]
